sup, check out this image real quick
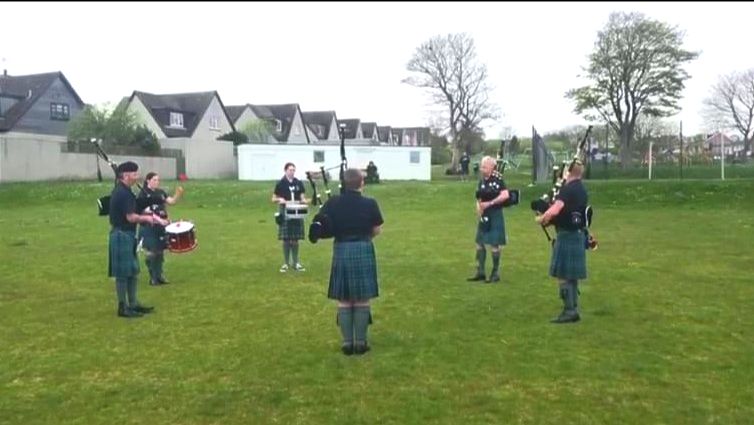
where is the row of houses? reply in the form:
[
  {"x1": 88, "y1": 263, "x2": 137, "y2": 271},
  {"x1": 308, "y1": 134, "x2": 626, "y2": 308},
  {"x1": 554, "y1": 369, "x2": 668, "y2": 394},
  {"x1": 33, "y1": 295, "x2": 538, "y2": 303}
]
[{"x1": 0, "y1": 70, "x2": 432, "y2": 147}]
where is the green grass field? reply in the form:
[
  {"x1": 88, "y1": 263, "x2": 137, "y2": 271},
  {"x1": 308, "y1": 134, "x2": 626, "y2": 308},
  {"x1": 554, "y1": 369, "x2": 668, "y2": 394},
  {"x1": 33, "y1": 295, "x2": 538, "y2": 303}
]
[{"x1": 1, "y1": 175, "x2": 753, "y2": 424}]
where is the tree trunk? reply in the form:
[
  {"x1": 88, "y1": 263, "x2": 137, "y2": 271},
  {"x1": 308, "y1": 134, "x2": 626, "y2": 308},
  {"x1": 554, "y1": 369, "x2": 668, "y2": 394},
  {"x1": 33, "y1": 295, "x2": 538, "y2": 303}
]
[{"x1": 619, "y1": 126, "x2": 633, "y2": 169}]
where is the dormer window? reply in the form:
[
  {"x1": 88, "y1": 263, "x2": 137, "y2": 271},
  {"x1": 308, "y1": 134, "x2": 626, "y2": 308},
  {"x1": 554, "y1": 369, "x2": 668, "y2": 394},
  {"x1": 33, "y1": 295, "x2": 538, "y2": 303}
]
[
  {"x1": 50, "y1": 103, "x2": 70, "y2": 121},
  {"x1": 275, "y1": 119, "x2": 282, "y2": 132},
  {"x1": 170, "y1": 112, "x2": 184, "y2": 128}
]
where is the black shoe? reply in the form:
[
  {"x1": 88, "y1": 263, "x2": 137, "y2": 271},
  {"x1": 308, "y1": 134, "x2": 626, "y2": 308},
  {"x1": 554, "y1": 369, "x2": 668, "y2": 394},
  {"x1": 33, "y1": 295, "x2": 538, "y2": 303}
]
[
  {"x1": 467, "y1": 273, "x2": 486, "y2": 282},
  {"x1": 354, "y1": 342, "x2": 371, "y2": 355},
  {"x1": 157, "y1": 276, "x2": 170, "y2": 284},
  {"x1": 486, "y1": 273, "x2": 500, "y2": 283},
  {"x1": 341, "y1": 343, "x2": 354, "y2": 356},
  {"x1": 132, "y1": 305, "x2": 155, "y2": 314},
  {"x1": 550, "y1": 311, "x2": 580, "y2": 324},
  {"x1": 117, "y1": 305, "x2": 143, "y2": 318}
]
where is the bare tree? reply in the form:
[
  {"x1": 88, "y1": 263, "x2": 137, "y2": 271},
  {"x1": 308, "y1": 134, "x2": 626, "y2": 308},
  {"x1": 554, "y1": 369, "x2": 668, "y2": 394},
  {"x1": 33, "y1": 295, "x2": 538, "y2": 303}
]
[
  {"x1": 566, "y1": 12, "x2": 699, "y2": 169},
  {"x1": 703, "y1": 69, "x2": 754, "y2": 156},
  {"x1": 403, "y1": 33, "x2": 499, "y2": 169}
]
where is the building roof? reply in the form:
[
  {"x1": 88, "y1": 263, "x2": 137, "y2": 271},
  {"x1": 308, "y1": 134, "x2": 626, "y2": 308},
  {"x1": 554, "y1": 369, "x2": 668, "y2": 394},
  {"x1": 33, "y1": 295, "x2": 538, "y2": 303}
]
[
  {"x1": 249, "y1": 103, "x2": 308, "y2": 143},
  {"x1": 302, "y1": 110, "x2": 338, "y2": 140},
  {"x1": 129, "y1": 90, "x2": 232, "y2": 137},
  {"x1": 361, "y1": 122, "x2": 377, "y2": 138},
  {"x1": 0, "y1": 71, "x2": 85, "y2": 131},
  {"x1": 337, "y1": 119, "x2": 361, "y2": 139}
]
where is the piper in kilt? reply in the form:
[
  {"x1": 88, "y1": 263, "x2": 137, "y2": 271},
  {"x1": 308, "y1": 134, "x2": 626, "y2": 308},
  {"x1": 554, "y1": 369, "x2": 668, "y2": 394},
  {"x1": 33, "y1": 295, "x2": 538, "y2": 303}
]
[
  {"x1": 320, "y1": 168, "x2": 384, "y2": 356},
  {"x1": 272, "y1": 162, "x2": 308, "y2": 272},
  {"x1": 468, "y1": 156, "x2": 511, "y2": 284},
  {"x1": 137, "y1": 172, "x2": 183, "y2": 286},
  {"x1": 536, "y1": 161, "x2": 589, "y2": 324},
  {"x1": 108, "y1": 161, "x2": 169, "y2": 318}
]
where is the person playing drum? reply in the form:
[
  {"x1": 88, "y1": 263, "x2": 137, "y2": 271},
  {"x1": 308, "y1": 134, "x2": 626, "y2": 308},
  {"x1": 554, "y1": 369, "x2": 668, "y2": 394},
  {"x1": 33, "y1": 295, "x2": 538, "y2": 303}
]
[
  {"x1": 272, "y1": 162, "x2": 308, "y2": 272},
  {"x1": 137, "y1": 172, "x2": 183, "y2": 285}
]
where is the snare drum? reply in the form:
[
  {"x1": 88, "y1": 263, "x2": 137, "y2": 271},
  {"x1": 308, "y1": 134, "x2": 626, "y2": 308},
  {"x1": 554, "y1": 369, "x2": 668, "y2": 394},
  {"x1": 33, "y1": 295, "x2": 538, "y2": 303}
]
[
  {"x1": 165, "y1": 220, "x2": 198, "y2": 253},
  {"x1": 284, "y1": 202, "x2": 308, "y2": 220}
]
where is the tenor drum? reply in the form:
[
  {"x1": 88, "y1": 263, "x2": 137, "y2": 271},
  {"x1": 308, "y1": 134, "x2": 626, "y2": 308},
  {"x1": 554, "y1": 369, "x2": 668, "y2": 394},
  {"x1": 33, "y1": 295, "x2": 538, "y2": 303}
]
[{"x1": 165, "y1": 221, "x2": 198, "y2": 253}]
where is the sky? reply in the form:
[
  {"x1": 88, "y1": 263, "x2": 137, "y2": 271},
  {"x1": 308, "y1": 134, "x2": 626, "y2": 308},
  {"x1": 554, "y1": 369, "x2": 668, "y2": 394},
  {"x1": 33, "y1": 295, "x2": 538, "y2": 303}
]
[{"x1": 3, "y1": 1, "x2": 752, "y2": 138}]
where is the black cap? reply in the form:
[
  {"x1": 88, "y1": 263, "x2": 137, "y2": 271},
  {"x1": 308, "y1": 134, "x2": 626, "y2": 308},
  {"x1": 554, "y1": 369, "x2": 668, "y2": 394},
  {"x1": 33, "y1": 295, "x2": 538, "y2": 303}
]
[{"x1": 116, "y1": 161, "x2": 138, "y2": 173}]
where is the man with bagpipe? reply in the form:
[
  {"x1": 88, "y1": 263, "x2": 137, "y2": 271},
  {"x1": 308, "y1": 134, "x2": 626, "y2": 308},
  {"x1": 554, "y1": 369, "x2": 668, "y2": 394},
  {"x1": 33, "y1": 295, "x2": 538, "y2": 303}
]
[
  {"x1": 533, "y1": 126, "x2": 597, "y2": 324},
  {"x1": 90, "y1": 140, "x2": 169, "y2": 318},
  {"x1": 307, "y1": 125, "x2": 385, "y2": 356},
  {"x1": 108, "y1": 161, "x2": 169, "y2": 318},
  {"x1": 468, "y1": 140, "x2": 520, "y2": 284}
]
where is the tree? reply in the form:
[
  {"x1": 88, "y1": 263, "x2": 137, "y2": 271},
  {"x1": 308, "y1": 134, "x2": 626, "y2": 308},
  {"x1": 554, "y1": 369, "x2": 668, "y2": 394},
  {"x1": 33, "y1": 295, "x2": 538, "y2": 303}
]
[
  {"x1": 403, "y1": 33, "x2": 500, "y2": 170},
  {"x1": 703, "y1": 69, "x2": 754, "y2": 157},
  {"x1": 566, "y1": 12, "x2": 699, "y2": 169},
  {"x1": 68, "y1": 103, "x2": 159, "y2": 150},
  {"x1": 241, "y1": 118, "x2": 275, "y2": 144},
  {"x1": 429, "y1": 133, "x2": 451, "y2": 165}
]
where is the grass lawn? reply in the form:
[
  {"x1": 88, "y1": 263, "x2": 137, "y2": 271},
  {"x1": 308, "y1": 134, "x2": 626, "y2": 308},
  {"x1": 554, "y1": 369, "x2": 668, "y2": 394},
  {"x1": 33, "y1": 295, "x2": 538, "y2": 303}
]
[{"x1": 1, "y1": 175, "x2": 753, "y2": 424}]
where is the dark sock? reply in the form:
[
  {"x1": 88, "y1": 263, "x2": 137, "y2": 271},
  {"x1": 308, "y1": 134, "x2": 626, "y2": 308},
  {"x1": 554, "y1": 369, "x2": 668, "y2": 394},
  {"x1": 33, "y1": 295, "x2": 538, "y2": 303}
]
[
  {"x1": 569, "y1": 279, "x2": 579, "y2": 312},
  {"x1": 283, "y1": 243, "x2": 291, "y2": 265},
  {"x1": 475, "y1": 248, "x2": 486, "y2": 275},
  {"x1": 353, "y1": 306, "x2": 371, "y2": 346},
  {"x1": 337, "y1": 307, "x2": 354, "y2": 345},
  {"x1": 127, "y1": 276, "x2": 139, "y2": 308},
  {"x1": 491, "y1": 251, "x2": 501, "y2": 275},
  {"x1": 115, "y1": 278, "x2": 128, "y2": 304},
  {"x1": 291, "y1": 243, "x2": 299, "y2": 265},
  {"x1": 155, "y1": 253, "x2": 164, "y2": 279}
]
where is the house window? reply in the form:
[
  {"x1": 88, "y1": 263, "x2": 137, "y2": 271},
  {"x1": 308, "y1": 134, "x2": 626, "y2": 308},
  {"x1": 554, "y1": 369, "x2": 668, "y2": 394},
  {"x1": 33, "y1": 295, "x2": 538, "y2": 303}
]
[
  {"x1": 275, "y1": 119, "x2": 283, "y2": 132},
  {"x1": 313, "y1": 150, "x2": 325, "y2": 163},
  {"x1": 170, "y1": 112, "x2": 184, "y2": 128},
  {"x1": 50, "y1": 103, "x2": 70, "y2": 121},
  {"x1": 294, "y1": 124, "x2": 301, "y2": 136},
  {"x1": 209, "y1": 115, "x2": 220, "y2": 130},
  {"x1": 410, "y1": 151, "x2": 421, "y2": 164}
]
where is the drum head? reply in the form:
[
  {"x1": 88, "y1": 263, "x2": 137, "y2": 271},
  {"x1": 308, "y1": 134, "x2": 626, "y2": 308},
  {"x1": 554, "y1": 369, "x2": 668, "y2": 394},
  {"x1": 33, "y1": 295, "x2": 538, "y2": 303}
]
[{"x1": 165, "y1": 221, "x2": 194, "y2": 233}]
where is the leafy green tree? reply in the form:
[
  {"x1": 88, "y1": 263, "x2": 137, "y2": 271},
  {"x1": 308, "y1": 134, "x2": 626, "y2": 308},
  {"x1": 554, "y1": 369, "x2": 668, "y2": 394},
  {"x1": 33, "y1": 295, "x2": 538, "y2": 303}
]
[{"x1": 566, "y1": 12, "x2": 698, "y2": 168}]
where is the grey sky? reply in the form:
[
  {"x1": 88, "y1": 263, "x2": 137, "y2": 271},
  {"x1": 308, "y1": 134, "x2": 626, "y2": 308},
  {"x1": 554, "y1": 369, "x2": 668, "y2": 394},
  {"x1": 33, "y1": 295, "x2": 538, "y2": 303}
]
[{"x1": 3, "y1": 1, "x2": 752, "y2": 138}]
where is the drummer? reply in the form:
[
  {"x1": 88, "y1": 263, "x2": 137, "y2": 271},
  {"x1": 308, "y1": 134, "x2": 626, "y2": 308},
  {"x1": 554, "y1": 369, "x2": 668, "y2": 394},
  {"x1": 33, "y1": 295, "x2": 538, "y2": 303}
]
[{"x1": 271, "y1": 162, "x2": 308, "y2": 272}]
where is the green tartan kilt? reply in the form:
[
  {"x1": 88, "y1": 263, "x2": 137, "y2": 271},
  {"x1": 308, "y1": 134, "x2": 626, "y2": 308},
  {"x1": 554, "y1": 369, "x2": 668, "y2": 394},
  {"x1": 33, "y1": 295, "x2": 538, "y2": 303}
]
[
  {"x1": 108, "y1": 229, "x2": 140, "y2": 278},
  {"x1": 549, "y1": 229, "x2": 587, "y2": 280},
  {"x1": 138, "y1": 224, "x2": 166, "y2": 252},
  {"x1": 278, "y1": 218, "x2": 305, "y2": 240},
  {"x1": 475, "y1": 208, "x2": 507, "y2": 246},
  {"x1": 328, "y1": 241, "x2": 379, "y2": 301}
]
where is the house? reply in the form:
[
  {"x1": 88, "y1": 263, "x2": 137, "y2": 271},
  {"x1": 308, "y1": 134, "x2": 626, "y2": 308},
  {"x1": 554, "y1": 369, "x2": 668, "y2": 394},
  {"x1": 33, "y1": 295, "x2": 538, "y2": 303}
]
[
  {"x1": 121, "y1": 90, "x2": 234, "y2": 141},
  {"x1": 301, "y1": 110, "x2": 340, "y2": 142},
  {"x1": 706, "y1": 132, "x2": 744, "y2": 156},
  {"x1": 227, "y1": 103, "x2": 309, "y2": 144},
  {"x1": 377, "y1": 125, "x2": 395, "y2": 145},
  {"x1": 396, "y1": 127, "x2": 431, "y2": 146},
  {"x1": 338, "y1": 119, "x2": 362, "y2": 140},
  {"x1": 361, "y1": 122, "x2": 378, "y2": 142},
  {"x1": 0, "y1": 70, "x2": 85, "y2": 136}
]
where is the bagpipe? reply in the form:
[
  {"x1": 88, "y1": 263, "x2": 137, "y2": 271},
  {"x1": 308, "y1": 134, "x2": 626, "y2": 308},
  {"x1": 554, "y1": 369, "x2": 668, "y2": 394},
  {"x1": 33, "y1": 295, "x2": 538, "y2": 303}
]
[
  {"x1": 530, "y1": 126, "x2": 598, "y2": 250},
  {"x1": 477, "y1": 139, "x2": 520, "y2": 229},
  {"x1": 307, "y1": 123, "x2": 348, "y2": 243},
  {"x1": 92, "y1": 139, "x2": 164, "y2": 216}
]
